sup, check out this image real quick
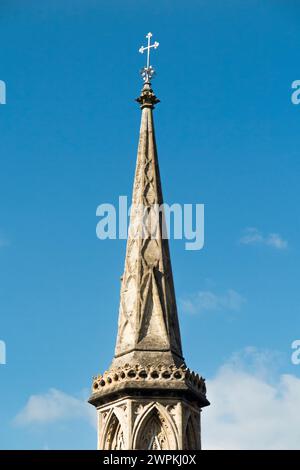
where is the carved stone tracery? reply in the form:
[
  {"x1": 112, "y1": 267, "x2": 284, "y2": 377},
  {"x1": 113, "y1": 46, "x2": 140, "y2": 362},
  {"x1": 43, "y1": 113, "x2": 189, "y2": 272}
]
[
  {"x1": 114, "y1": 104, "x2": 183, "y2": 361},
  {"x1": 137, "y1": 410, "x2": 168, "y2": 450},
  {"x1": 89, "y1": 81, "x2": 209, "y2": 451}
]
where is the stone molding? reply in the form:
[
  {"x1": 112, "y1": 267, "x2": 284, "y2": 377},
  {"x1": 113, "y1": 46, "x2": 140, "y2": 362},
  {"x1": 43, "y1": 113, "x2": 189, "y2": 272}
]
[{"x1": 91, "y1": 363, "x2": 207, "y2": 399}]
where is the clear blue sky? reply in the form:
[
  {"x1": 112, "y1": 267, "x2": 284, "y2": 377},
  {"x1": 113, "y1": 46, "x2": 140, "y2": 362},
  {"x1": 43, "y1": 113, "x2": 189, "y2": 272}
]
[{"x1": 0, "y1": 0, "x2": 300, "y2": 449}]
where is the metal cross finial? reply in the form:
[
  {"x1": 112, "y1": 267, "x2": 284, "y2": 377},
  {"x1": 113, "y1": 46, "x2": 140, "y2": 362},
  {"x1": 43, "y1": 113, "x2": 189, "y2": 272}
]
[{"x1": 139, "y1": 32, "x2": 159, "y2": 83}]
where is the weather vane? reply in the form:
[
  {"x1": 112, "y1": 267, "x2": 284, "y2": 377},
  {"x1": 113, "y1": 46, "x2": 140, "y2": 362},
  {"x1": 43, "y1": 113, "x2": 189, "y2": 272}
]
[{"x1": 139, "y1": 32, "x2": 159, "y2": 83}]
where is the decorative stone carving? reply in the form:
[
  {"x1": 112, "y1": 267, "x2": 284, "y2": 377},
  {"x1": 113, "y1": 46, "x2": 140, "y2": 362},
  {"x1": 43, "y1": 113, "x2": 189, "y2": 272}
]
[
  {"x1": 114, "y1": 100, "x2": 184, "y2": 363},
  {"x1": 134, "y1": 403, "x2": 145, "y2": 416},
  {"x1": 137, "y1": 411, "x2": 168, "y2": 450},
  {"x1": 97, "y1": 397, "x2": 201, "y2": 450},
  {"x1": 92, "y1": 362, "x2": 207, "y2": 401},
  {"x1": 112, "y1": 425, "x2": 125, "y2": 450},
  {"x1": 132, "y1": 402, "x2": 178, "y2": 450},
  {"x1": 89, "y1": 80, "x2": 209, "y2": 451},
  {"x1": 104, "y1": 414, "x2": 123, "y2": 450}
]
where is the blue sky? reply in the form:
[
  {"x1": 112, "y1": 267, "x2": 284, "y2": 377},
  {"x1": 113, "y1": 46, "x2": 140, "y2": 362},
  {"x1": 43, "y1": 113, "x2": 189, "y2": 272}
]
[{"x1": 0, "y1": 0, "x2": 300, "y2": 449}]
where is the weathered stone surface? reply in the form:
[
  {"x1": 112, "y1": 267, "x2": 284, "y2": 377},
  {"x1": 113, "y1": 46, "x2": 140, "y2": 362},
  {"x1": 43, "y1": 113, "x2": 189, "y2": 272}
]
[
  {"x1": 89, "y1": 82, "x2": 209, "y2": 450},
  {"x1": 89, "y1": 363, "x2": 208, "y2": 407},
  {"x1": 113, "y1": 93, "x2": 183, "y2": 368},
  {"x1": 95, "y1": 396, "x2": 202, "y2": 450}
]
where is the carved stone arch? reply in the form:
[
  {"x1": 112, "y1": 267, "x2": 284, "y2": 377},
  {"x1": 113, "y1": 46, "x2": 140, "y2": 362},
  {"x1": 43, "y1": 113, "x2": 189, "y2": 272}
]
[
  {"x1": 102, "y1": 410, "x2": 125, "y2": 450},
  {"x1": 184, "y1": 414, "x2": 199, "y2": 450},
  {"x1": 132, "y1": 402, "x2": 178, "y2": 450}
]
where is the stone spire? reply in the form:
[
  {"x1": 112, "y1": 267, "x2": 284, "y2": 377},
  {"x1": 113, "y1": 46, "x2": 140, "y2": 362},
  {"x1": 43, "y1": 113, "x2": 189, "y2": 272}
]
[
  {"x1": 89, "y1": 34, "x2": 209, "y2": 450},
  {"x1": 112, "y1": 81, "x2": 184, "y2": 370}
]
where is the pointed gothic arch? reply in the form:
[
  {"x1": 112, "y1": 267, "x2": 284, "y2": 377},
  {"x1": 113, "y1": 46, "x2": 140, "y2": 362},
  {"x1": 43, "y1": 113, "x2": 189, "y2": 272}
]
[
  {"x1": 184, "y1": 415, "x2": 198, "y2": 450},
  {"x1": 102, "y1": 411, "x2": 125, "y2": 450},
  {"x1": 132, "y1": 403, "x2": 178, "y2": 450}
]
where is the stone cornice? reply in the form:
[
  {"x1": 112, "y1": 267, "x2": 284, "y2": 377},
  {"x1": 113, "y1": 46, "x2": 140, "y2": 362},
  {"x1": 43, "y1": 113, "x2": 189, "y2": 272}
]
[{"x1": 90, "y1": 363, "x2": 208, "y2": 406}]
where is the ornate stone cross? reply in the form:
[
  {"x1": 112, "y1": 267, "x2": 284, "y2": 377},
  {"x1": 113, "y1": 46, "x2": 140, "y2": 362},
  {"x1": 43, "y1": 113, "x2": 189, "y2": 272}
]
[{"x1": 139, "y1": 32, "x2": 159, "y2": 82}]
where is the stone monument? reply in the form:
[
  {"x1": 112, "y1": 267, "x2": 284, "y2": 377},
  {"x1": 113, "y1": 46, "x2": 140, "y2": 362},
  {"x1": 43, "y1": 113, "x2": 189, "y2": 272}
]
[{"x1": 89, "y1": 32, "x2": 209, "y2": 450}]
